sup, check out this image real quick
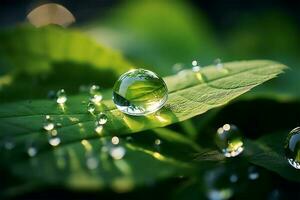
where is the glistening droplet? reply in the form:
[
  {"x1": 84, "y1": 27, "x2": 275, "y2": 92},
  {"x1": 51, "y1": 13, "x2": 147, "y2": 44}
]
[
  {"x1": 43, "y1": 115, "x2": 55, "y2": 131},
  {"x1": 49, "y1": 136, "x2": 61, "y2": 146},
  {"x1": 192, "y1": 60, "x2": 201, "y2": 72},
  {"x1": 89, "y1": 85, "x2": 102, "y2": 104},
  {"x1": 56, "y1": 89, "x2": 67, "y2": 104},
  {"x1": 110, "y1": 146, "x2": 126, "y2": 160},
  {"x1": 97, "y1": 113, "x2": 108, "y2": 125},
  {"x1": 284, "y1": 127, "x2": 300, "y2": 169},
  {"x1": 215, "y1": 124, "x2": 244, "y2": 157},
  {"x1": 87, "y1": 102, "x2": 96, "y2": 114},
  {"x1": 214, "y1": 58, "x2": 223, "y2": 69},
  {"x1": 113, "y1": 69, "x2": 168, "y2": 116}
]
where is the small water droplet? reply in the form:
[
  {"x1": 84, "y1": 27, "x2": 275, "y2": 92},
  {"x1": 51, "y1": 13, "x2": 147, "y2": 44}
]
[
  {"x1": 86, "y1": 155, "x2": 99, "y2": 170},
  {"x1": 113, "y1": 69, "x2": 168, "y2": 116},
  {"x1": 214, "y1": 58, "x2": 223, "y2": 69},
  {"x1": 87, "y1": 102, "x2": 96, "y2": 114},
  {"x1": 56, "y1": 123, "x2": 62, "y2": 127},
  {"x1": 172, "y1": 63, "x2": 184, "y2": 73},
  {"x1": 207, "y1": 188, "x2": 233, "y2": 200},
  {"x1": 43, "y1": 115, "x2": 55, "y2": 131},
  {"x1": 3, "y1": 138, "x2": 15, "y2": 150},
  {"x1": 229, "y1": 174, "x2": 238, "y2": 183},
  {"x1": 56, "y1": 89, "x2": 67, "y2": 104},
  {"x1": 49, "y1": 136, "x2": 61, "y2": 146},
  {"x1": 154, "y1": 139, "x2": 161, "y2": 145},
  {"x1": 126, "y1": 136, "x2": 133, "y2": 142},
  {"x1": 248, "y1": 166, "x2": 259, "y2": 180},
  {"x1": 89, "y1": 85, "x2": 102, "y2": 104},
  {"x1": 110, "y1": 146, "x2": 126, "y2": 160},
  {"x1": 192, "y1": 60, "x2": 201, "y2": 72},
  {"x1": 215, "y1": 124, "x2": 244, "y2": 157},
  {"x1": 27, "y1": 146, "x2": 38, "y2": 157},
  {"x1": 47, "y1": 90, "x2": 56, "y2": 99},
  {"x1": 285, "y1": 127, "x2": 300, "y2": 169},
  {"x1": 96, "y1": 113, "x2": 108, "y2": 125},
  {"x1": 95, "y1": 125, "x2": 103, "y2": 134},
  {"x1": 111, "y1": 136, "x2": 120, "y2": 145}
]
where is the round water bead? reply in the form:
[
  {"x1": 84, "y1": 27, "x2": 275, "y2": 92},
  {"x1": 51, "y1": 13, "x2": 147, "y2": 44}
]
[
  {"x1": 112, "y1": 69, "x2": 168, "y2": 116},
  {"x1": 215, "y1": 124, "x2": 244, "y2": 157},
  {"x1": 284, "y1": 127, "x2": 300, "y2": 169},
  {"x1": 56, "y1": 89, "x2": 67, "y2": 104}
]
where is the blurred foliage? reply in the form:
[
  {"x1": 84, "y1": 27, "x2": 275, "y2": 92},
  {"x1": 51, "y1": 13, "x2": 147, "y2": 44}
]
[{"x1": 0, "y1": 0, "x2": 300, "y2": 199}]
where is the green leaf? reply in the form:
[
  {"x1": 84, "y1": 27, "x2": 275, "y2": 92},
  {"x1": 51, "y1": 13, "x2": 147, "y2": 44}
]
[
  {"x1": 245, "y1": 132, "x2": 300, "y2": 182},
  {"x1": 0, "y1": 25, "x2": 133, "y2": 101},
  {"x1": 0, "y1": 60, "x2": 286, "y2": 192}
]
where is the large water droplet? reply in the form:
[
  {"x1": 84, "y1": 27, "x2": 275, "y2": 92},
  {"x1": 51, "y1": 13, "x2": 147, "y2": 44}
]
[
  {"x1": 56, "y1": 89, "x2": 67, "y2": 104},
  {"x1": 89, "y1": 85, "x2": 102, "y2": 104},
  {"x1": 215, "y1": 124, "x2": 244, "y2": 157},
  {"x1": 113, "y1": 69, "x2": 168, "y2": 116},
  {"x1": 284, "y1": 127, "x2": 300, "y2": 169},
  {"x1": 110, "y1": 146, "x2": 126, "y2": 160}
]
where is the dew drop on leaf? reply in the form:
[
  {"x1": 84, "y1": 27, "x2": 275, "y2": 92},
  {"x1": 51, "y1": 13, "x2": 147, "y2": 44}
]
[
  {"x1": 56, "y1": 89, "x2": 67, "y2": 104},
  {"x1": 248, "y1": 166, "x2": 259, "y2": 180},
  {"x1": 215, "y1": 124, "x2": 244, "y2": 157},
  {"x1": 43, "y1": 115, "x2": 55, "y2": 131},
  {"x1": 89, "y1": 85, "x2": 102, "y2": 104},
  {"x1": 111, "y1": 136, "x2": 120, "y2": 145},
  {"x1": 192, "y1": 60, "x2": 201, "y2": 72},
  {"x1": 112, "y1": 69, "x2": 168, "y2": 116},
  {"x1": 96, "y1": 113, "x2": 108, "y2": 125},
  {"x1": 284, "y1": 127, "x2": 300, "y2": 169},
  {"x1": 214, "y1": 58, "x2": 223, "y2": 69},
  {"x1": 48, "y1": 136, "x2": 61, "y2": 146},
  {"x1": 87, "y1": 102, "x2": 96, "y2": 114},
  {"x1": 27, "y1": 146, "x2": 38, "y2": 157},
  {"x1": 110, "y1": 146, "x2": 126, "y2": 160}
]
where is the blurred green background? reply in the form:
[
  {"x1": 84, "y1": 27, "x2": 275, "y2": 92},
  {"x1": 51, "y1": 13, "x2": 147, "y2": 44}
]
[{"x1": 0, "y1": 0, "x2": 300, "y2": 199}]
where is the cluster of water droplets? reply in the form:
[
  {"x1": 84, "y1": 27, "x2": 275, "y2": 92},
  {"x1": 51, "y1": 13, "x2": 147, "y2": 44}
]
[
  {"x1": 94, "y1": 113, "x2": 108, "y2": 135},
  {"x1": 43, "y1": 115, "x2": 61, "y2": 147}
]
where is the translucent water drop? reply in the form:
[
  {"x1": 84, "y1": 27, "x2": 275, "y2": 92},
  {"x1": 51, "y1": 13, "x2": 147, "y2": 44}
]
[
  {"x1": 284, "y1": 127, "x2": 300, "y2": 169},
  {"x1": 154, "y1": 139, "x2": 162, "y2": 145},
  {"x1": 192, "y1": 60, "x2": 201, "y2": 72},
  {"x1": 43, "y1": 115, "x2": 55, "y2": 131},
  {"x1": 94, "y1": 125, "x2": 103, "y2": 134},
  {"x1": 3, "y1": 138, "x2": 15, "y2": 150},
  {"x1": 172, "y1": 63, "x2": 184, "y2": 73},
  {"x1": 47, "y1": 90, "x2": 56, "y2": 99},
  {"x1": 113, "y1": 69, "x2": 168, "y2": 116},
  {"x1": 49, "y1": 136, "x2": 61, "y2": 146},
  {"x1": 229, "y1": 174, "x2": 238, "y2": 183},
  {"x1": 111, "y1": 136, "x2": 120, "y2": 145},
  {"x1": 110, "y1": 146, "x2": 126, "y2": 160},
  {"x1": 126, "y1": 136, "x2": 133, "y2": 142},
  {"x1": 96, "y1": 113, "x2": 108, "y2": 125},
  {"x1": 215, "y1": 124, "x2": 244, "y2": 157},
  {"x1": 214, "y1": 58, "x2": 223, "y2": 69},
  {"x1": 89, "y1": 85, "x2": 102, "y2": 104},
  {"x1": 87, "y1": 102, "x2": 96, "y2": 114},
  {"x1": 27, "y1": 146, "x2": 38, "y2": 157},
  {"x1": 56, "y1": 89, "x2": 67, "y2": 104},
  {"x1": 248, "y1": 166, "x2": 259, "y2": 180},
  {"x1": 86, "y1": 155, "x2": 99, "y2": 170}
]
